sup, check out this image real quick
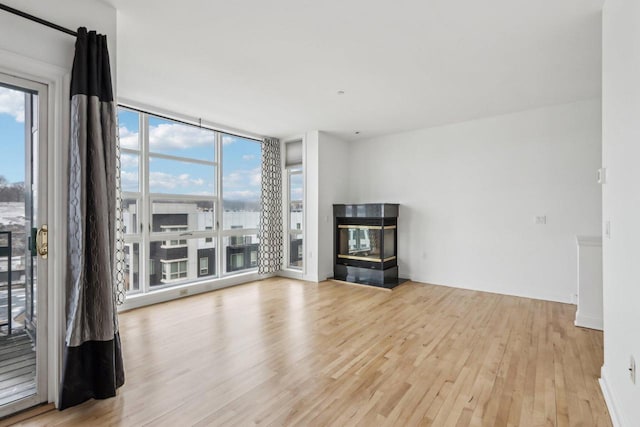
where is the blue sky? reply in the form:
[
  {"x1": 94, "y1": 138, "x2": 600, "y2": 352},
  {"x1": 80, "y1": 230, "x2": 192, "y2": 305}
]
[
  {"x1": 118, "y1": 108, "x2": 261, "y2": 201},
  {"x1": 0, "y1": 96, "x2": 261, "y2": 201},
  {"x1": 0, "y1": 87, "x2": 26, "y2": 184}
]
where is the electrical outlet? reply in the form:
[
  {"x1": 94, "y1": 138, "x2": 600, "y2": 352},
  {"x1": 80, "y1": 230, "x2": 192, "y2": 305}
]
[
  {"x1": 535, "y1": 215, "x2": 547, "y2": 225},
  {"x1": 630, "y1": 356, "x2": 636, "y2": 385}
]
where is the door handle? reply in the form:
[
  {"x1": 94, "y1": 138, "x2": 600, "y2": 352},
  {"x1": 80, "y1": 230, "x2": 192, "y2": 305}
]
[{"x1": 36, "y1": 224, "x2": 48, "y2": 259}]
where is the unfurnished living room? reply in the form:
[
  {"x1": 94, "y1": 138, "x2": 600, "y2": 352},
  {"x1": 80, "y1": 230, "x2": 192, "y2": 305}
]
[{"x1": 0, "y1": 0, "x2": 638, "y2": 426}]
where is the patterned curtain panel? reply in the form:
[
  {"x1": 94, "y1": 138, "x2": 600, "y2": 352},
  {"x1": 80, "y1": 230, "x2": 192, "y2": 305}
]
[
  {"x1": 114, "y1": 117, "x2": 126, "y2": 304},
  {"x1": 60, "y1": 27, "x2": 125, "y2": 410},
  {"x1": 258, "y1": 137, "x2": 283, "y2": 273}
]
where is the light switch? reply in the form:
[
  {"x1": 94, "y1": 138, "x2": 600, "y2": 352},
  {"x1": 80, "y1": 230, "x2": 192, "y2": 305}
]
[{"x1": 597, "y1": 168, "x2": 607, "y2": 184}]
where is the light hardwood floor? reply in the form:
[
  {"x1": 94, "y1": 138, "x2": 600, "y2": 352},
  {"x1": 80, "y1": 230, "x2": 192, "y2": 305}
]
[{"x1": 10, "y1": 278, "x2": 610, "y2": 426}]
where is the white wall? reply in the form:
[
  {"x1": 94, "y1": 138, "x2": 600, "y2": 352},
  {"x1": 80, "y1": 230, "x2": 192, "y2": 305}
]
[
  {"x1": 601, "y1": 1, "x2": 640, "y2": 425},
  {"x1": 303, "y1": 131, "x2": 320, "y2": 282},
  {"x1": 347, "y1": 99, "x2": 602, "y2": 303},
  {"x1": 317, "y1": 131, "x2": 350, "y2": 280},
  {"x1": 575, "y1": 236, "x2": 603, "y2": 330},
  {"x1": 302, "y1": 131, "x2": 350, "y2": 282}
]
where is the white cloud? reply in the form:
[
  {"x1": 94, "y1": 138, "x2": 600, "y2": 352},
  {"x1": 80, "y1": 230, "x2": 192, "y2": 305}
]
[
  {"x1": 120, "y1": 170, "x2": 139, "y2": 191},
  {"x1": 242, "y1": 154, "x2": 256, "y2": 161},
  {"x1": 119, "y1": 126, "x2": 139, "y2": 149},
  {"x1": 149, "y1": 171, "x2": 209, "y2": 191},
  {"x1": 291, "y1": 187, "x2": 303, "y2": 198},
  {"x1": 120, "y1": 153, "x2": 138, "y2": 168},
  {"x1": 149, "y1": 123, "x2": 215, "y2": 151},
  {"x1": 222, "y1": 135, "x2": 235, "y2": 145},
  {"x1": 222, "y1": 168, "x2": 261, "y2": 201},
  {"x1": 223, "y1": 167, "x2": 261, "y2": 189},
  {"x1": 0, "y1": 87, "x2": 25, "y2": 123}
]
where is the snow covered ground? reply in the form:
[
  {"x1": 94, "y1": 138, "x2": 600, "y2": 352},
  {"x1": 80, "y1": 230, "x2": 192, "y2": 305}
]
[
  {"x1": 0, "y1": 203, "x2": 27, "y2": 331},
  {"x1": 0, "y1": 202, "x2": 25, "y2": 227},
  {"x1": 0, "y1": 202, "x2": 26, "y2": 274}
]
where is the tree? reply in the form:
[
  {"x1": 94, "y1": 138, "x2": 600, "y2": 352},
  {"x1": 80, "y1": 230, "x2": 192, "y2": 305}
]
[{"x1": 0, "y1": 177, "x2": 24, "y2": 202}]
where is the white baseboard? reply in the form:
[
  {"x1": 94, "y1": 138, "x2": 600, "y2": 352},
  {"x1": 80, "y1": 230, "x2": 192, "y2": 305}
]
[
  {"x1": 574, "y1": 312, "x2": 603, "y2": 330},
  {"x1": 599, "y1": 366, "x2": 625, "y2": 427},
  {"x1": 409, "y1": 277, "x2": 574, "y2": 304},
  {"x1": 277, "y1": 268, "x2": 304, "y2": 280},
  {"x1": 119, "y1": 271, "x2": 270, "y2": 312}
]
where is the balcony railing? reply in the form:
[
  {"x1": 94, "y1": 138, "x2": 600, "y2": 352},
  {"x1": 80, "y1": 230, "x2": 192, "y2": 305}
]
[{"x1": 0, "y1": 231, "x2": 12, "y2": 335}]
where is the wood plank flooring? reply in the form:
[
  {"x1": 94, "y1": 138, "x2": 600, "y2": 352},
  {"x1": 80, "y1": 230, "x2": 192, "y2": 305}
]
[
  {"x1": 0, "y1": 332, "x2": 36, "y2": 407},
  {"x1": 9, "y1": 278, "x2": 610, "y2": 426}
]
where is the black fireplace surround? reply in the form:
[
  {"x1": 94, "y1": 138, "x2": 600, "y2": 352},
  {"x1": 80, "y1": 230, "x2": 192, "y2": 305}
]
[{"x1": 333, "y1": 203, "x2": 404, "y2": 289}]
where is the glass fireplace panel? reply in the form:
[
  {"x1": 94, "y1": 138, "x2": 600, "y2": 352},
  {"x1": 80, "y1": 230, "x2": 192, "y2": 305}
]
[
  {"x1": 383, "y1": 227, "x2": 395, "y2": 259},
  {"x1": 338, "y1": 226, "x2": 382, "y2": 261}
]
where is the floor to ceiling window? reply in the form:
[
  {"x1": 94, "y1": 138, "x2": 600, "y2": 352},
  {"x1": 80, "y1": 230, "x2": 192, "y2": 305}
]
[
  {"x1": 118, "y1": 107, "x2": 261, "y2": 295},
  {"x1": 221, "y1": 134, "x2": 261, "y2": 274},
  {"x1": 284, "y1": 140, "x2": 303, "y2": 270}
]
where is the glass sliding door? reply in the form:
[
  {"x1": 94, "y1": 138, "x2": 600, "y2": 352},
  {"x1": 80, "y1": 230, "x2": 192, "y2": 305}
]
[{"x1": 0, "y1": 74, "x2": 48, "y2": 418}]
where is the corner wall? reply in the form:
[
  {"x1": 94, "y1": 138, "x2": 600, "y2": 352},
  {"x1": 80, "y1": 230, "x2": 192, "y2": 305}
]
[
  {"x1": 317, "y1": 132, "x2": 350, "y2": 280},
  {"x1": 303, "y1": 131, "x2": 320, "y2": 282},
  {"x1": 601, "y1": 0, "x2": 640, "y2": 425},
  {"x1": 302, "y1": 131, "x2": 350, "y2": 282},
  {"x1": 347, "y1": 99, "x2": 602, "y2": 303}
]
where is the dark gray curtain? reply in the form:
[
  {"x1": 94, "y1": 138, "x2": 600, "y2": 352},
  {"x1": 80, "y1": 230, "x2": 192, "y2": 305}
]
[
  {"x1": 258, "y1": 137, "x2": 283, "y2": 273},
  {"x1": 59, "y1": 27, "x2": 124, "y2": 410}
]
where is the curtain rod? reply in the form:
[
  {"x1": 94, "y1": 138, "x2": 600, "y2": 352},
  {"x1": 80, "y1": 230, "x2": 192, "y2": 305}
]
[
  {"x1": 0, "y1": 3, "x2": 77, "y2": 37},
  {"x1": 120, "y1": 104, "x2": 264, "y2": 143}
]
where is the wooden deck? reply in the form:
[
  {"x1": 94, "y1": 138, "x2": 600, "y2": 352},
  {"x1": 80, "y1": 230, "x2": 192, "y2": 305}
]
[
  {"x1": 0, "y1": 332, "x2": 36, "y2": 407},
  {"x1": 0, "y1": 286, "x2": 26, "y2": 335}
]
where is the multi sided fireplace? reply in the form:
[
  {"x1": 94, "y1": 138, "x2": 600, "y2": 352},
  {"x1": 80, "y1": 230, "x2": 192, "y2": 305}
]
[{"x1": 333, "y1": 203, "x2": 402, "y2": 289}]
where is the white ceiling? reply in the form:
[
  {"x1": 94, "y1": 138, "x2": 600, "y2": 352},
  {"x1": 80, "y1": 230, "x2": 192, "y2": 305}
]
[{"x1": 106, "y1": 0, "x2": 603, "y2": 141}]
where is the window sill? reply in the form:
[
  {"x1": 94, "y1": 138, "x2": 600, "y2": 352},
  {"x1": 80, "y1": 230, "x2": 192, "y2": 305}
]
[
  {"x1": 119, "y1": 270, "x2": 271, "y2": 312},
  {"x1": 277, "y1": 268, "x2": 304, "y2": 280}
]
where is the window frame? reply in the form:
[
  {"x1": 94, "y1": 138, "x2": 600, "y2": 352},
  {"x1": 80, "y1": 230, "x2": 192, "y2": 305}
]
[
  {"x1": 220, "y1": 135, "x2": 261, "y2": 275},
  {"x1": 199, "y1": 257, "x2": 209, "y2": 275},
  {"x1": 285, "y1": 165, "x2": 304, "y2": 270},
  {"x1": 119, "y1": 105, "x2": 262, "y2": 297},
  {"x1": 161, "y1": 258, "x2": 188, "y2": 282}
]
